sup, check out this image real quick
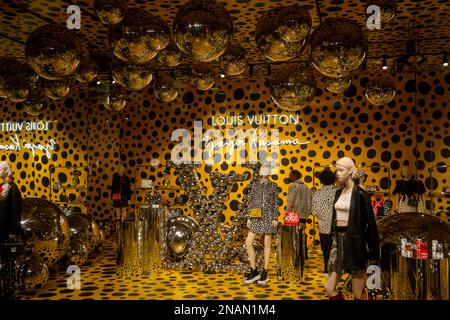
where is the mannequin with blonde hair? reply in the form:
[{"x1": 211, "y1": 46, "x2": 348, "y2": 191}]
[
  {"x1": 0, "y1": 161, "x2": 22, "y2": 240},
  {"x1": 325, "y1": 157, "x2": 380, "y2": 300}
]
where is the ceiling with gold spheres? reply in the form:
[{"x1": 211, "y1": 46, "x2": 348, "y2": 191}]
[{"x1": 0, "y1": 0, "x2": 449, "y2": 80}]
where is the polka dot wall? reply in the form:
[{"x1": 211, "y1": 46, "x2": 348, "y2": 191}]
[{"x1": 1, "y1": 71, "x2": 448, "y2": 244}]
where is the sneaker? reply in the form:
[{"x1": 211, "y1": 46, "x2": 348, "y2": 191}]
[
  {"x1": 244, "y1": 268, "x2": 260, "y2": 284},
  {"x1": 257, "y1": 269, "x2": 269, "y2": 285}
]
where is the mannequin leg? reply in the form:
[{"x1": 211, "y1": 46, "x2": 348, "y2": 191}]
[
  {"x1": 263, "y1": 234, "x2": 272, "y2": 270},
  {"x1": 245, "y1": 232, "x2": 257, "y2": 269},
  {"x1": 121, "y1": 207, "x2": 127, "y2": 220},
  {"x1": 115, "y1": 208, "x2": 121, "y2": 220},
  {"x1": 325, "y1": 272, "x2": 342, "y2": 297},
  {"x1": 351, "y1": 272, "x2": 367, "y2": 299}
]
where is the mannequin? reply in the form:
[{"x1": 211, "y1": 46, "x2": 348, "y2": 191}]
[
  {"x1": 244, "y1": 163, "x2": 280, "y2": 285},
  {"x1": 0, "y1": 161, "x2": 22, "y2": 241},
  {"x1": 325, "y1": 157, "x2": 380, "y2": 300},
  {"x1": 110, "y1": 164, "x2": 132, "y2": 221},
  {"x1": 393, "y1": 167, "x2": 426, "y2": 213},
  {"x1": 286, "y1": 169, "x2": 312, "y2": 266}
]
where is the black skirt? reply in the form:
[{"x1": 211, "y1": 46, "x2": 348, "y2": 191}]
[
  {"x1": 327, "y1": 227, "x2": 366, "y2": 275},
  {"x1": 112, "y1": 199, "x2": 128, "y2": 208}
]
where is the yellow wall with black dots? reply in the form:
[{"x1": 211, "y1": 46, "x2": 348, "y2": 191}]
[{"x1": 0, "y1": 71, "x2": 448, "y2": 246}]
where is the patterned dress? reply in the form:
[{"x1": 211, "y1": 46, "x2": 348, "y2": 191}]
[{"x1": 247, "y1": 179, "x2": 280, "y2": 234}]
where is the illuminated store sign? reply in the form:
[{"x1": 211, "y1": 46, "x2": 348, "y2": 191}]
[
  {"x1": 171, "y1": 114, "x2": 309, "y2": 165},
  {"x1": 0, "y1": 121, "x2": 57, "y2": 158}
]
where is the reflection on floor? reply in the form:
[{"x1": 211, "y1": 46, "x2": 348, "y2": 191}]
[{"x1": 18, "y1": 240, "x2": 353, "y2": 300}]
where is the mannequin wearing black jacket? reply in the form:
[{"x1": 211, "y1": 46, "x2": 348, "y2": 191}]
[
  {"x1": 110, "y1": 164, "x2": 131, "y2": 220},
  {"x1": 325, "y1": 157, "x2": 380, "y2": 300}
]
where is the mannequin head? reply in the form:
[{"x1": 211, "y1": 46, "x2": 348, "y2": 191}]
[
  {"x1": 259, "y1": 163, "x2": 272, "y2": 178},
  {"x1": 118, "y1": 164, "x2": 125, "y2": 176},
  {"x1": 319, "y1": 169, "x2": 335, "y2": 186},
  {"x1": 401, "y1": 166, "x2": 411, "y2": 179},
  {"x1": 0, "y1": 161, "x2": 11, "y2": 180},
  {"x1": 289, "y1": 170, "x2": 301, "y2": 183},
  {"x1": 335, "y1": 157, "x2": 357, "y2": 187}
]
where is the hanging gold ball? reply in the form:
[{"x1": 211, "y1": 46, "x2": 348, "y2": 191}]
[
  {"x1": 325, "y1": 76, "x2": 352, "y2": 93},
  {"x1": 310, "y1": 18, "x2": 367, "y2": 78},
  {"x1": 24, "y1": 89, "x2": 46, "y2": 116},
  {"x1": 0, "y1": 59, "x2": 38, "y2": 102},
  {"x1": 44, "y1": 79, "x2": 70, "y2": 100},
  {"x1": 365, "y1": 76, "x2": 396, "y2": 106},
  {"x1": 157, "y1": 42, "x2": 182, "y2": 67},
  {"x1": 109, "y1": 8, "x2": 170, "y2": 64},
  {"x1": 219, "y1": 45, "x2": 248, "y2": 76},
  {"x1": 25, "y1": 24, "x2": 81, "y2": 80},
  {"x1": 94, "y1": 0, "x2": 127, "y2": 25},
  {"x1": 270, "y1": 65, "x2": 316, "y2": 111},
  {"x1": 255, "y1": 7, "x2": 306, "y2": 62},
  {"x1": 153, "y1": 75, "x2": 178, "y2": 102},
  {"x1": 190, "y1": 63, "x2": 215, "y2": 91},
  {"x1": 173, "y1": 0, "x2": 233, "y2": 62},
  {"x1": 75, "y1": 56, "x2": 98, "y2": 83},
  {"x1": 103, "y1": 84, "x2": 127, "y2": 111},
  {"x1": 276, "y1": 5, "x2": 312, "y2": 43},
  {"x1": 112, "y1": 59, "x2": 153, "y2": 91}
]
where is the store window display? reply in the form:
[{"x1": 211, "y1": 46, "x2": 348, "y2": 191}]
[
  {"x1": 325, "y1": 157, "x2": 380, "y2": 300},
  {"x1": 393, "y1": 167, "x2": 426, "y2": 213},
  {"x1": 110, "y1": 164, "x2": 132, "y2": 221},
  {"x1": 244, "y1": 163, "x2": 280, "y2": 285}
]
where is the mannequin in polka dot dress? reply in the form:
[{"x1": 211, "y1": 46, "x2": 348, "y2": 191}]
[{"x1": 244, "y1": 163, "x2": 280, "y2": 285}]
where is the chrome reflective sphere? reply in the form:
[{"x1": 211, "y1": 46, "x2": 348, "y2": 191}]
[
  {"x1": 23, "y1": 89, "x2": 46, "y2": 115},
  {"x1": 325, "y1": 76, "x2": 352, "y2": 93},
  {"x1": 75, "y1": 56, "x2": 98, "y2": 83},
  {"x1": 109, "y1": 8, "x2": 170, "y2": 64},
  {"x1": 153, "y1": 75, "x2": 178, "y2": 102},
  {"x1": 0, "y1": 59, "x2": 37, "y2": 102},
  {"x1": 19, "y1": 256, "x2": 49, "y2": 290},
  {"x1": 103, "y1": 84, "x2": 127, "y2": 111},
  {"x1": 270, "y1": 65, "x2": 316, "y2": 111},
  {"x1": 168, "y1": 224, "x2": 189, "y2": 256},
  {"x1": 366, "y1": 0, "x2": 396, "y2": 25},
  {"x1": 167, "y1": 216, "x2": 199, "y2": 261},
  {"x1": 25, "y1": 24, "x2": 81, "y2": 80},
  {"x1": 97, "y1": 219, "x2": 112, "y2": 238},
  {"x1": 365, "y1": 76, "x2": 396, "y2": 105},
  {"x1": 277, "y1": 5, "x2": 312, "y2": 42},
  {"x1": 66, "y1": 239, "x2": 89, "y2": 266},
  {"x1": 173, "y1": 0, "x2": 233, "y2": 62},
  {"x1": 21, "y1": 198, "x2": 71, "y2": 266},
  {"x1": 157, "y1": 42, "x2": 182, "y2": 67},
  {"x1": 219, "y1": 45, "x2": 248, "y2": 76},
  {"x1": 66, "y1": 213, "x2": 98, "y2": 255},
  {"x1": 44, "y1": 79, "x2": 70, "y2": 100},
  {"x1": 112, "y1": 59, "x2": 153, "y2": 91},
  {"x1": 255, "y1": 7, "x2": 305, "y2": 62},
  {"x1": 310, "y1": 18, "x2": 367, "y2": 78},
  {"x1": 2, "y1": 76, "x2": 30, "y2": 102},
  {"x1": 190, "y1": 63, "x2": 215, "y2": 90},
  {"x1": 94, "y1": 0, "x2": 127, "y2": 25}
]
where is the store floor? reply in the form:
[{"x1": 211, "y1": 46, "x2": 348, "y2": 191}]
[{"x1": 18, "y1": 240, "x2": 354, "y2": 300}]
